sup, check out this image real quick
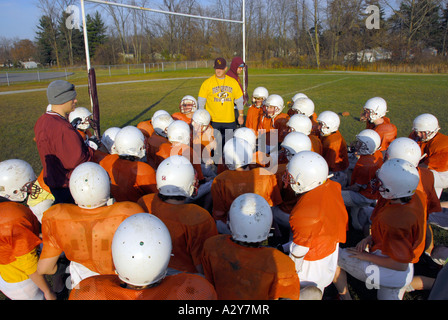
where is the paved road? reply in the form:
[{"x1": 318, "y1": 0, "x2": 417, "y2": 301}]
[{"x1": 0, "y1": 71, "x2": 73, "y2": 84}]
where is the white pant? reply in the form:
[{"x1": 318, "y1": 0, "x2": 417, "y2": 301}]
[
  {"x1": 298, "y1": 244, "x2": 340, "y2": 293},
  {"x1": 0, "y1": 274, "x2": 44, "y2": 300},
  {"x1": 338, "y1": 248, "x2": 413, "y2": 300},
  {"x1": 69, "y1": 261, "x2": 99, "y2": 289},
  {"x1": 431, "y1": 170, "x2": 448, "y2": 198}
]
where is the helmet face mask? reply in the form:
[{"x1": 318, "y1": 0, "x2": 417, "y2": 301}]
[{"x1": 179, "y1": 96, "x2": 198, "y2": 114}]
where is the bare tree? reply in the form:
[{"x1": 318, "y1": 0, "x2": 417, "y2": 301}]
[{"x1": 383, "y1": 0, "x2": 443, "y2": 59}]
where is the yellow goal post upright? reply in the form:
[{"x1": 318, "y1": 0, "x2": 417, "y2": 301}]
[{"x1": 79, "y1": 0, "x2": 247, "y2": 132}]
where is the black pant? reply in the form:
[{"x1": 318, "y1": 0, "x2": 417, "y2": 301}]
[{"x1": 211, "y1": 121, "x2": 237, "y2": 146}]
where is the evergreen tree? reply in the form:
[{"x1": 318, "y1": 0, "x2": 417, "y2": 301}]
[{"x1": 86, "y1": 11, "x2": 108, "y2": 59}]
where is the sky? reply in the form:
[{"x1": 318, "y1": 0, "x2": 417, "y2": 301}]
[{"x1": 0, "y1": 0, "x2": 400, "y2": 41}]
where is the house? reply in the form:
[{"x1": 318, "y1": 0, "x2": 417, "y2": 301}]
[
  {"x1": 344, "y1": 47, "x2": 392, "y2": 63},
  {"x1": 21, "y1": 61, "x2": 38, "y2": 69}
]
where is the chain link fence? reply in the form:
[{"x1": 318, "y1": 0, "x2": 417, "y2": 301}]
[{"x1": 0, "y1": 60, "x2": 214, "y2": 86}]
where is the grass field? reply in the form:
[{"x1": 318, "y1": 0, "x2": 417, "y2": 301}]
[
  {"x1": 1, "y1": 67, "x2": 447, "y2": 173},
  {"x1": 0, "y1": 67, "x2": 447, "y2": 300}
]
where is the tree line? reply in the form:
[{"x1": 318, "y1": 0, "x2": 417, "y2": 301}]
[{"x1": 1, "y1": 0, "x2": 448, "y2": 69}]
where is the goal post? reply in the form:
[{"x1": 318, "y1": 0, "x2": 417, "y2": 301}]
[{"x1": 79, "y1": 0, "x2": 247, "y2": 130}]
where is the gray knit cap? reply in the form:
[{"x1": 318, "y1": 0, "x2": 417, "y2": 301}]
[{"x1": 46, "y1": 80, "x2": 77, "y2": 105}]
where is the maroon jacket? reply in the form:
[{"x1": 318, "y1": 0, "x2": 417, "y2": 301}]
[
  {"x1": 226, "y1": 56, "x2": 249, "y2": 105},
  {"x1": 34, "y1": 112, "x2": 94, "y2": 189}
]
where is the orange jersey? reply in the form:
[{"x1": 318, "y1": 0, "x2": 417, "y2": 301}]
[
  {"x1": 69, "y1": 273, "x2": 217, "y2": 300},
  {"x1": 172, "y1": 112, "x2": 193, "y2": 124},
  {"x1": 420, "y1": 132, "x2": 448, "y2": 172},
  {"x1": 366, "y1": 117, "x2": 397, "y2": 151},
  {"x1": 320, "y1": 130, "x2": 349, "y2": 172},
  {"x1": 37, "y1": 170, "x2": 52, "y2": 194},
  {"x1": 137, "y1": 193, "x2": 218, "y2": 273},
  {"x1": 0, "y1": 202, "x2": 41, "y2": 265},
  {"x1": 350, "y1": 151, "x2": 383, "y2": 200},
  {"x1": 77, "y1": 129, "x2": 93, "y2": 142},
  {"x1": 202, "y1": 234, "x2": 300, "y2": 300},
  {"x1": 257, "y1": 113, "x2": 290, "y2": 145},
  {"x1": 245, "y1": 105, "x2": 263, "y2": 134},
  {"x1": 191, "y1": 125, "x2": 217, "y2": 162},
  {"x1": 137, "y1": 120, "x2": 154, "y2": 139},
  {"x1": 99, "y1": 154, "x2": 158, "y2": 202},
  {"x1": 211, "y1": 167, "x2": 282, "y2": 222},
  {"x1": 40, "y1": 201, "x2": 145, "y2": 274},
  {"x1": 309, "y1": 134, "x2": 323, "y2": 155},
  {"x1": 417, "y1": 167, "x2": 441, "y2": 216},
  {"x1": 156, "y1": 142, "x2": 204, "y2": 181},
  {"x1": 370, "y1": 190, "x2": 427, "y2": 264},
  {"x1": 145, "y1": 134, "x2": 169, "y2": 169},
  {"x1": 274, "y1": 163, "x2": 301, "y2": 214},
  {"x1": 289, "y1": 180, "x2": 348, "y2": 261}
]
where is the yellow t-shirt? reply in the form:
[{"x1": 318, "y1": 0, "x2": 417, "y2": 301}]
[
  {"x1": 27, "y1": 180, "x2": 55, "y2": 208},
  {"x1": 198, "y1": 75, "x2": 243, "y2": 123},
  {"x1": 0, "y1": 249, "x2": 39, "y2": 283}
]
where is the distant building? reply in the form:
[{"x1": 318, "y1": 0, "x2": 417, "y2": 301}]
[
  {"x1": 344, "y1": 47, "x2": 392, "y2": 63},
  {"x1": 21, "y1": 61, "x2": 38, "y2": 69}
]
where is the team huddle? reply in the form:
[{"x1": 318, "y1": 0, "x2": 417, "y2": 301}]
[{"x1": 0, "y1": 59, "x2": 447, "y2": 300}]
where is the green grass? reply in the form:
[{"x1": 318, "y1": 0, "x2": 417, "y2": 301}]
[
  {"x1": 0, "y1": 68, "x2": 447, "y2": 300},
  {"x1": 2, "y1": 68, "x2": 447, "y2": 174}
]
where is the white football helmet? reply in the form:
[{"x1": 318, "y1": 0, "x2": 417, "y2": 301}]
[
  {"x1": 152, "y1": 110, "x2": 169, "y2": 120},
  {"x1": 317, "y1": 111, "x2": 340, "y2": 136},
  {"x1": 112, "y1": 213, "x2": 172, "y2": 287},
  {"x1": 375, "y1": 158, "x2": 419, "y2": 199},
  {"x1": 114, "y1": 126, "x2": 146, "y2": 159},
  {"x1": 223, "y1": 137, "x2": 254, "y2": 170},
  {"x1": 252, "y1": 87, "x2": 269, "y2": 106},
  {"x1": 292, "y1": 93, "x2": 308, "y2": 102},
  {"x1": 179, "y1": 95, "x2": 198, "y2": 114},
  {"x1": 285, "y1": 151, "x2": 329, "y2": 194},
  {"x1": 385, "y1": 137, "x2": 423, "y2": 167},
  {"x1": 228, "y1": 193, "x2": 273, "y2": 243},
  {"x1": 291, "y1": 98, "x2": 315, "y2": 117},
  {"x1": 233, "y1": 127, "x2": 257, "y2": 152},
  {"x1": 0, "y1": 159, "x2": 36, "y2": 202},
  {"x1": 287, "y1": 114, "x2": 313, "y2": 135},
  {"x1": 281, "y1": 132, "x2": 312, "y2": 161},
  {"x1": 363, "y1": 97, "x2": 387, "y2": 122},
  {"x1": 68, "y1": 107, "x2": 92, "y2": 130},
  {"x1": 263, "y1": 94, "x2": 284, "y2": 118},
  {"x1": 412, "y1": 113, "x2": 440, "y2": 142},
  {"x1": 192, "y1": 109, "x2": 211, "y2": 134},
  {"x1": 167, "y1": 120, "x2": 191, "y2": 145},
  {"x1": 353, "y1": 129, "x2": 381, "y2": 155},
  {"x1": 156, "y1": 155, "x2": 197, "y2": 197},
  {"x1": 69, "y1": 162, "x2": 111, "y2": 209},
  {"x1": 101, "y1": 127, "x2": 121, "y2": 154},
  {"x1": 152, "y1": 114, "x2": 174, "y2": 138}
]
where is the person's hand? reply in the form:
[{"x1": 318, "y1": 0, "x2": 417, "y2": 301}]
[
  {"x1": 355, "y1": 235, "x2": 373, "y2": 253},
  {"x1": 238, "y1": 114, "x2": 244, "y2": 125}
]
